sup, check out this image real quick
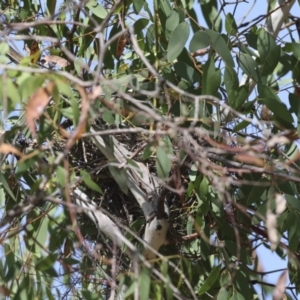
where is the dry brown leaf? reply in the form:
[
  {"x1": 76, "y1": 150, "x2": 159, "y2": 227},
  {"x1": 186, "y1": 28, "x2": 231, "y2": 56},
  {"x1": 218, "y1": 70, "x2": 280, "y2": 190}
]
[
  {"x1": 273, "y1": 270, "x2": 287, "y2": 300},
  {"x1": 63, "y1": 239, "x2": 71, "y2": 258},
  {"x1": 275, "y1": 194, "x2": 286, "y2": 215},
  {"x1": 235, "y1": 153, "x2": 265, "y2": 167},
  {"x1": 294, "y1": 85, "x2": 300, "y2": 97},
  {"x1": 251, "y1": 249, "x2": 264, "y2": 273},
  {"x1": 116, "y1": 34, "x2": 127, "y2": 58},
  {"x1": 42, "y1": 55, "x2": 69, "y2": 68},
  {"x1": 266, "y1": 210, "x2": 278, "y2": 250},
  {"x1": 0, "y1": 285, "x2": 10, "y2": 297},
  {"x1": 89, "y1": 85, "x2": 103, "y2": 101},
  {"x1": 261, "y1": 105, "x2": 272, "y2": 121},
  {"x1": 0, "y1": 143, "x2": 23, "y2": 157},
  {"x1": 25, "y1": 82, "x2": 55, "y2": 136},
  {"x1": 65, "y1": 85, "x2": 89, "y2": 150},
  {"x1": 25, "y1": 41, "x2": 41, "y2": 63},
  {"x1": 267, "y1": 135, "x2": 290, "y2": 148}
]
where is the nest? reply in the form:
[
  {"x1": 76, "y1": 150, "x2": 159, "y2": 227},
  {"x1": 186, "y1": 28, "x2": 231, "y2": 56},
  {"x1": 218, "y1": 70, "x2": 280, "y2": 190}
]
[{"x1": 40, "y1": 115, "x2": 198, "y2": 259}]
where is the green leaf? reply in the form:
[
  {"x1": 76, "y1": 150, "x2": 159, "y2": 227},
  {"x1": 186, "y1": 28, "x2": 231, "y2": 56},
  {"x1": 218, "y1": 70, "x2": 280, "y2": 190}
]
[
  {"x1": 197, "y1": 264, "x2": 222, "y2": 295},
  {"x1": 13, "y1": 274, "x2": 31, "y2": 300},
  {"x1": 143, "y1": 1, "x2": 153, "y2": 22},
  {"x1": 224, "y1": 66, "x2": 238, "y2": 93},
  {"x1": 54, "y1": 78, "x2": 73, "y2": 97},
  {"x1": 260, "y1": 45, "x2": 280, "y2": 76},
  {"x1": 0, "y1": 42, "x2": 9, "y2": 55},
  {"x1": 234, "y1": 86, "x2": 249, "y2": 110},
  {"x1": 35, "y1": 254, "x2": 58, "y2": 271},
  {"x1": 102, "y1": 108, "x2": 115, "y2": 125},
  {"x1": 289, "y1": 92, "x2": 300, "y2": 114},
  {"x1": 225, "y1": 13, "x2": 238, "y2": 36},
  {"x1": 123, "y1": 280, "x2": 135, "y2": 298},
  {"x1": 230, "y1": 291, "x2": 245, "y2": 300},
  {"x1": 167, "y1": 21, "x2": 190, "y2": 62},
  {"x1": 146, "y1": 24, "x2": 156, "y2": 51},
  {"x1": 82, "y1": 290, "x2": 103, "y2": 300},
  {"x1": 202, "y1": 57, "x2": 220, "y2": 95},
  {"x1": 165, "y1": 10, "x2": 180, "y2": 40},
  {"x1": 143, "y1": 142, "x2": 155, "y2": 160},
  {"x1": 286, "y1": 195, "x2": 300, "y2": 212},
  {"x1": 180, "y1": 0, "x2": 194, "y2": 9},
  {"x1": 56, "y1": 166, "x2": 68, "y2": 187},
  {"x1": 186, "y1": 216, "x2": 195, "y2": 234},
  {"x1": 0, "y1": 172, "x2": 16, "y2": 201},
  {"x1": 174, "y1": 61, "x2": 200, "y2": 84},
  {"x1": 47, "y1": 0, "x2": 56, "y2": 15},
  {"x1": 80, "y1": 170, "x2": 103, "y2": 194},
  {"x1": 20, "y1": 75, "x2": 45, "y2": 100},
  {"x1": 225, "y1": 240, "x2": 251, "y2": 264},
  {"x1": 16, "y1": 156, "x2": 39, "y2": 175},
  {"x1": 224, "y1": 67, "x2": 247, "y2": 110},
  {"x1": 257, "y1": 28, "x2": 276, "y2": 62},
  {"x1": 200, "y1": 0, "x2": 221, "y2": 32},
  {"x1": 233, "y1": 120, "x2": 250, "y2": 132},
  {"x1": 287, "y1": 212, "x2": 300, "y2": 252},
  {"x1": 156, "y1": 145, "x2": 172, "y2": 179},
  {"x1": 187, "y1": 7, "x2": 201, "y2": 33},
  {"x1": 258, "y1": 84, "x2": 281, "y2": 102},
  {"x1": 247, "y1": 179, "x2": 270, "y2": 205},
  {"x1": 290, "y1": 42, "x2": 300, "y2": 59},
  {"x1": 62, "y1": 258, "x2": 80, "y2": 265},
  {"x1": 206, "y1": 30, "x2": 234, "y2": 67},
  {"x1": 0, "y1": 186, "x2": 4, "y2": 207},
  {"x1": 237, "y1": 53, "x2": 260, "y2": 83},
  {"x1": 86, "y1": 0, "x2": 107, "y2": 19},
  {"x1": 217, "y1": 287, "x2": 229, "y2": 300},
  {"x1": 35, "y1": 215, "x2": 50, "y2": 255},
  {"x1": 133, "y1": 18, "x2": 149, "y2": 33},
  {"x1": 109, "y1": 166, "x2": 128, "y2": 194},
  {"x1": 199, "y1": 177, "x2": 209, "y2": 198},
  {"x1": 61, "y1": 107, "x2": 74, "y2": 120},
  {"x1": 245, "y1": 31, "x2": 258, "y2": 49},
  {"x1": 189, "y1": 31, "x2": 210, "y2": 52},
  {"x1": 139, "y1": 268, "x2": 151, "y2": 300},
  {"x1": 159, "y1": 0, "x2": 172, "y2": 17},
  {"x1": 4, "y1": 244, "x2": 16, "y2": 282},
  {"x1": 70, "y1": 96, "x2": 80, "y2": 126},
  {"x1": 133, "y1": 0, "x2": 145, "y2": 14}
]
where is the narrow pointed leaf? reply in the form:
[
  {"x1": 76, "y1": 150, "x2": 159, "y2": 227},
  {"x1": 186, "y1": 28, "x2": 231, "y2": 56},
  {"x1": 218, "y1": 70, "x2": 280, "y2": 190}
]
[
  {"x1": 197, "y1": 264, "x2": 222, "y2": 295},
  {"x1": 206, "y1": 30, "x2": 234, "y2": 67}
]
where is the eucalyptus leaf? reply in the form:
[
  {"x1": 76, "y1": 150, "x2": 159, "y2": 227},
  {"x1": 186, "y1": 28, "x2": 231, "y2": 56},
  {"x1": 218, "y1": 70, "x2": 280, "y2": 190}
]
[
  {"x1": 86, "y1": 0, "x2": 107, "y2": 18},
  {"x1": 156, "y1": 145, "x2": 172, "y2": 179},
  {"x1": 206, "y1": 30, "x2": 234, "y2": 67},
  {"x1": 109, "y1": 166, "x2": 128, "y2": 194},
  {"x1": 133, "y1": 0, "x2": 145, "y2": 14},
  {"x1": 167, "y1": 22, "x2": 190, "y2": 62},
  {"x1": 189, "y1": 31, "x2": 210, "y2": 52},
  {"x1": 257, "y1": 28, "x2": 276, "y2": 62},
  {"x1": 225, "y1": 13, "x2": 238, "y2": 36},
  {"x1": 237, "y1": 53, "x2": 260, "y2": 83},
  {"x1": 197, "y1": 264, "x2": 222, "y2": 295}
]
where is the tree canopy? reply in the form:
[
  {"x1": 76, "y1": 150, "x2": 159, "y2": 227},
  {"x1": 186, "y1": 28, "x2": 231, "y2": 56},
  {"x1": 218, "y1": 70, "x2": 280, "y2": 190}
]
[{"x1": 1, "y1": 0, "x2": 300, "y2": 299}]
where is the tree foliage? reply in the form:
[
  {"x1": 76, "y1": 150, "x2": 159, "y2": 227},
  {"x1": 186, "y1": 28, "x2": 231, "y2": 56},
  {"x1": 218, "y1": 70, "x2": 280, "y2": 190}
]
[{"x1": 1, "y1": 0, "x2": 300, "y2": 299}]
